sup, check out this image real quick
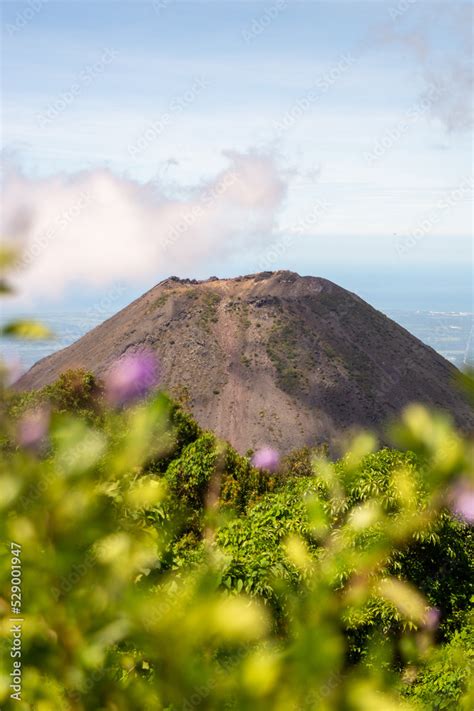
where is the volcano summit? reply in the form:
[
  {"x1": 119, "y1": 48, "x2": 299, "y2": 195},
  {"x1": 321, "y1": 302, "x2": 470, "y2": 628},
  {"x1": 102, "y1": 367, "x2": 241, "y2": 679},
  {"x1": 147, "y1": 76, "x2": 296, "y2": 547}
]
[{"x1": 16, "y1": 271, "x2": 473, "y2": 452}]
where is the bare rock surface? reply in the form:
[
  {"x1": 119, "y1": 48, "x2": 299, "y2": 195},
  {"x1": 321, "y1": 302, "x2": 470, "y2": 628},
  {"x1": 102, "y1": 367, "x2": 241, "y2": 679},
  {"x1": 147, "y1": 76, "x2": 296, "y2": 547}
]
[{"x1": 16, "y1": 271, "x2": 473, "y2": 453}]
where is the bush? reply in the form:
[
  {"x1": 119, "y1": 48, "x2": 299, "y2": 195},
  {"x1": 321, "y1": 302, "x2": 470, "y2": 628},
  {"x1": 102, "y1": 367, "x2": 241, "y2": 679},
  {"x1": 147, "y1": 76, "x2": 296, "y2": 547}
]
[
  {"x1": 406, "y1": 614, "x2": 474, "y2": 709},
  {"x1": 0, "y1": 371, "x2": 473, "y2": 710}
]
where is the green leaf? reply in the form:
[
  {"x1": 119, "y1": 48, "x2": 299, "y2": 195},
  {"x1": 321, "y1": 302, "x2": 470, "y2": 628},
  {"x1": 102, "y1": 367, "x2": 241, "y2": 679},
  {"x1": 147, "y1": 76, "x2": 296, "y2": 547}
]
[
  {"x1": 0, "y1": 279, "x2": 14, "y2": 294},
  {"x1": 0, "y1": 245, "x2": 20, "y2": 270},
  {"x1": 1, "y1": 319, "x2": 54, "y2": 339}
]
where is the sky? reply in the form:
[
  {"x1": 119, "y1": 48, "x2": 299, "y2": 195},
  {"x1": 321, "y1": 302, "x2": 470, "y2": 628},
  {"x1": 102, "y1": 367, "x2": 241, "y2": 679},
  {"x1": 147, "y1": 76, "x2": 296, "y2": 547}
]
[{"x1": 0, "y1": 0, "x2": 472, "y2": 312}]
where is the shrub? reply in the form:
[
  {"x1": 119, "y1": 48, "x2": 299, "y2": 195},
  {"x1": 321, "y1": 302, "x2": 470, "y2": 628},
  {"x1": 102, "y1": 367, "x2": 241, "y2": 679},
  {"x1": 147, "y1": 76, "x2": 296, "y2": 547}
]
[{"x1": 0, "y1": 370, "x2": 472, "y2": 710}]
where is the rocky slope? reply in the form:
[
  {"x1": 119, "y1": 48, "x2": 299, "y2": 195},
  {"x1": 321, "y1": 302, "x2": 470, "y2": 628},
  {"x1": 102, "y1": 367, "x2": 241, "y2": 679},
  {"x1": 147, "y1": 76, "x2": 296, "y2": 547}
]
[{"x1": 16, "y1": 271, "x2": 473, "y2": 453}]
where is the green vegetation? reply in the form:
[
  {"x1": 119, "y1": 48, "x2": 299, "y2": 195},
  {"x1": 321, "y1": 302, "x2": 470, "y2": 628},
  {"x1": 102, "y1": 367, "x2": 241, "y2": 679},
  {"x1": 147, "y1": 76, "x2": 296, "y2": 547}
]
[
  {"x1": 0, "y1": 367, "x2": 473, "y2": 710},
  {"x1": 9, "y1": 369, "x2": 103, "y2": 422},
  {"x1": 146, "y1": 291, "x2": 172, "y2": 314},
  {"x1": 266, "y1": 318, "x2": 310, "y2": 394},
  {"x1": 407, "y1": 617, "x2": 474, "y2": 709},
  {"x1": 240, "y1": 354, "x2": 251, "y2": 368},
  {"x1": 226, "y1": 299, "x2": 251, "y2": 331},
  {"x1": 198, "y1": 290, "x2": 221, "y2": 332}
]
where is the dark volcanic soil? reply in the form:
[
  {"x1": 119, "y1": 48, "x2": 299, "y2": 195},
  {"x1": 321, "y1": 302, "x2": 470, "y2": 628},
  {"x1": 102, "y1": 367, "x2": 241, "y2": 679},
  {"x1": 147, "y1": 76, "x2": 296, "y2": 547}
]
[{"x1": 16, "y1": 271, "x2": 473, "y2": 453}]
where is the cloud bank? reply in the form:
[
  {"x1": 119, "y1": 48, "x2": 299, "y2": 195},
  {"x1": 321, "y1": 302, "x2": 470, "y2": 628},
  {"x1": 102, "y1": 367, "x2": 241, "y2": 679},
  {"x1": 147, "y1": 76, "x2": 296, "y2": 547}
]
[{"x1": 1, "y1": 151, "x2": 287, "y2": 301}]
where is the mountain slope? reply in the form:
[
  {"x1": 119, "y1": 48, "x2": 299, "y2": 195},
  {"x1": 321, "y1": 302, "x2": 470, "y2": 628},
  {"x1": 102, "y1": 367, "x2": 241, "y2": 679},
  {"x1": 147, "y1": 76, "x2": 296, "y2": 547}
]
[{"x1": 16, "y1": 271, "x2": 473, "y2": 452}]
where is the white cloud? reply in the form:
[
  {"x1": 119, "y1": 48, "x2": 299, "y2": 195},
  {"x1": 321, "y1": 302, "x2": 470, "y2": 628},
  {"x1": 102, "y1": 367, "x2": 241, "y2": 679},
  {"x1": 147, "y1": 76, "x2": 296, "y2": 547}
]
[
  {"x1": 374, "y1": 2, "x2": 473, "y2": 132},
  {"x1": 1, "y1": 150, "x2": 287, "y2": 301}
]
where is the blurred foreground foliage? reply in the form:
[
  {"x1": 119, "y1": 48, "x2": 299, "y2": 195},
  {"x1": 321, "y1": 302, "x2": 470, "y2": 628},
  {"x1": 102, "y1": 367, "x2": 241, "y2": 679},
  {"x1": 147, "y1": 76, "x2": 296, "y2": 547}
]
[
  {"x1": 0, "y1": 369, "x2": 473, "y2": 710},
  {"x1": 0, "y1": 247, "x2": 53, "y2": 340}
]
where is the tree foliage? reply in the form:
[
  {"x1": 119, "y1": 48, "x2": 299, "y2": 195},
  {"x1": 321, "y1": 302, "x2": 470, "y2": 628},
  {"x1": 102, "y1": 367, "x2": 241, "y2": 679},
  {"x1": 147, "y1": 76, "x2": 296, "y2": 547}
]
[{"x1": 0, "y1": 371, "x2": 472, "y2": 710}]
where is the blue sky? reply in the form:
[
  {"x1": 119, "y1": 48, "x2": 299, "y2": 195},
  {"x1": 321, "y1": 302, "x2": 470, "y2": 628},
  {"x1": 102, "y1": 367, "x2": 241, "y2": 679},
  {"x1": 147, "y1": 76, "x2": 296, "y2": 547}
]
[{"x1": 1, "y1": 0, "x2": 472, "y2": 311}]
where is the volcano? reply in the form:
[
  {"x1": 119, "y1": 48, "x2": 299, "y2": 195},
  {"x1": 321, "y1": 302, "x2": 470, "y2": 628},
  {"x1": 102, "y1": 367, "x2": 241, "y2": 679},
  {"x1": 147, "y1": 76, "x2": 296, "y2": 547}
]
[{"x1": 16, "y1": 271, "x2": 473, "y2": 453}]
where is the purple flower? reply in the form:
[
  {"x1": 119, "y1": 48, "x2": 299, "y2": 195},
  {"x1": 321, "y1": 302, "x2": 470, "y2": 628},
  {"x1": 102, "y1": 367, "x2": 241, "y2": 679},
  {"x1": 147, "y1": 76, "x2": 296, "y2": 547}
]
[
  {"x1": 424, "y1": 607, "x2": 440, "y2": 631},
  {"x1": 450, "y1": 479, "x2": 474, "y2": 524},
  {"x1": 252, "y1": 446, "x2": 280, "y2": 472},
  {"x1": 105, "y1": 349, "x2": 160, "y2": 407},
  {"x1": 18, "y1": 408, "x2": 49, "y2": 451}
]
